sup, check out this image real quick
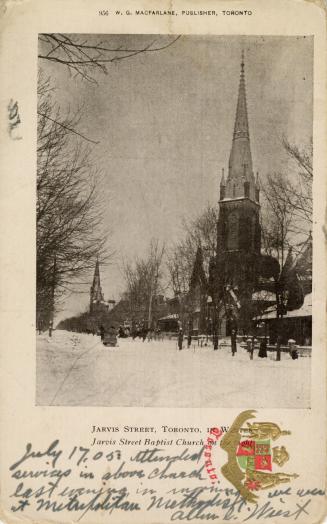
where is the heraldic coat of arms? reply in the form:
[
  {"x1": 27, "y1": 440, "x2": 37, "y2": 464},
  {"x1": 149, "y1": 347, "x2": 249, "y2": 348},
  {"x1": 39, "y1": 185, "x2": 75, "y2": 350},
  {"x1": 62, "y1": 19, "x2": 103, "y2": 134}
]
[{"x1": 220, "y1": 410, "x2": 298, "y2": 503}]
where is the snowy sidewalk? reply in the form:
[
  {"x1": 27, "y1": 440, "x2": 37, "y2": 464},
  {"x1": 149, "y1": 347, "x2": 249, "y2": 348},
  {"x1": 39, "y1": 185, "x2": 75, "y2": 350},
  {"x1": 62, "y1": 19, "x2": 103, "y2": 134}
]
[{"x1": 36, "y1": 330, "x2": 310, "y2": 408}]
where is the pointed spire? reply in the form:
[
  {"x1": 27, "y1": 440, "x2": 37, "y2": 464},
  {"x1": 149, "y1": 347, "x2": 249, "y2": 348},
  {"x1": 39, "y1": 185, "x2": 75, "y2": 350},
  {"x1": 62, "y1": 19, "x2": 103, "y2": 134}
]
[
  {"x1": 294, "y1": 234, "x2": 312, "y2": 288},
  {"x1": 233, "y1": 50, "x2": 249, "y2": 141},
  {"x1": 190, "y1": 245, "x2": 207, "y2": 289},
  {"x1": 92, "y1": 256, "x2": 100, "y2": 287},
  {"x1": 90, "y1": 257, "x2": 104, "y2": 311},
  {"x1": 226, "y1": 51, "x2": 256, "y2": 201},
  {"x1": 280, "y1": 247, "x2": 294, "y2": 280}
]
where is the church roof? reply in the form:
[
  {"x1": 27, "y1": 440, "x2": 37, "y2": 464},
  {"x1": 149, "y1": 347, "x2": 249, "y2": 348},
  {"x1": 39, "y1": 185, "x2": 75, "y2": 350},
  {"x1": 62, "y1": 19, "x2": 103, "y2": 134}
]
[
  {"x1": 190, "y1": 246, "x2": 207, "y2": 290},
  {"x1": 258, "y1": 293, "x2": 312, "y2": 320},
  {"x1": 294, "y1": 235, "x2": 312, "y2": 276},
  {"x1": 92, "y1": 258, "x2": 101, "y2": 287},
  {"x1": 90, "y1": 258, "x2": 104, "y2": 303}
]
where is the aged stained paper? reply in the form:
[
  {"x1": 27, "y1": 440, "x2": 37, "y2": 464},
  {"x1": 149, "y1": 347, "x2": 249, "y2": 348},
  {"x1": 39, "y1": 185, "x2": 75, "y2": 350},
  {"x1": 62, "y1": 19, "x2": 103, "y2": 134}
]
[{"x1": 0, "y1": 0, "x2": 326, "y2": 522}]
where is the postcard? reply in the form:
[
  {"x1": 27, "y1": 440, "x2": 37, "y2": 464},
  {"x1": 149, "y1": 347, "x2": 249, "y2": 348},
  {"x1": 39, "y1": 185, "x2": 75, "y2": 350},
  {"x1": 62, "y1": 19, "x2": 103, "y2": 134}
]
[{"x1": 0, "y1": 0, "x2": 326, "y2": 522}]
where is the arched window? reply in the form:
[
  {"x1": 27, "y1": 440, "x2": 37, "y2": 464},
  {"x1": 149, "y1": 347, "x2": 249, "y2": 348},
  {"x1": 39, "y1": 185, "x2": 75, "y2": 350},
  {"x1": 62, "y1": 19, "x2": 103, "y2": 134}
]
[{"x1": 227, "y1": 212, "x2": 238, "y2": 250}]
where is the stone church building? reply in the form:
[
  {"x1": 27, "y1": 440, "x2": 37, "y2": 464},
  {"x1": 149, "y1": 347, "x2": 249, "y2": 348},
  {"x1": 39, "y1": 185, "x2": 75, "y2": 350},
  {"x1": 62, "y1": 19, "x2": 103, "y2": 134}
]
[{"x1": 208, "y1": 53, "x2": 280, "y2": 336}]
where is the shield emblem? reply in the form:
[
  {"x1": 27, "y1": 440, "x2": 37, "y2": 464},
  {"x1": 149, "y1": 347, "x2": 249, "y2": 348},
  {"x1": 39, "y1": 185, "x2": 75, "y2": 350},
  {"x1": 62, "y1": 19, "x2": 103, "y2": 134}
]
[
  {"x1": 220, "y1": 410, "x2": 298, "y2": 503},
  {"x1": 236, "y1": 439, "x2": 272, "y2": 472}
]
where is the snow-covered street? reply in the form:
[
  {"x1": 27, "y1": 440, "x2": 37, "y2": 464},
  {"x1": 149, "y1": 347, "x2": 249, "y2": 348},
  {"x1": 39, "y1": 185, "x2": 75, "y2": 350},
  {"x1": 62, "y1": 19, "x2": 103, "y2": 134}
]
[{"x1": 36, "y1": 330, "x2": 310, "y2": 408}]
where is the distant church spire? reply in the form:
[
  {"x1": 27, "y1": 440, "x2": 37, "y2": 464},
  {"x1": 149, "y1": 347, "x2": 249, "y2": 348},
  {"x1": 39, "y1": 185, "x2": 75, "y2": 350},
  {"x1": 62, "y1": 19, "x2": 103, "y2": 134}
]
[
  {"x1": 223, "y1": 51, "x2": 257, "y2": 202},
  {"x1": 190, "y1": 245, "x2": 207, "y2": 290},
  {"x1": 90, "y1": 257, "x2": 104, "y2": 313},
  {"x1": 92, "y1": 257, "x2": 100, "y2": 286}
]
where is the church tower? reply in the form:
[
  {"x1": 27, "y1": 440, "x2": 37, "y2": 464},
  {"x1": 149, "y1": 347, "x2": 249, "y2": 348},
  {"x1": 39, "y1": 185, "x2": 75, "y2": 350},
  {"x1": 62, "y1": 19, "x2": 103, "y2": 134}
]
[
  {"x1": 217, "y1": 52, "x2": 261, "y2": 255},
  {"x1": 90, "y1": 258, "x2": 105, "y2": 314},
  {"x1": 215, "y1": 52, "x2": 261, "y2": 332}
]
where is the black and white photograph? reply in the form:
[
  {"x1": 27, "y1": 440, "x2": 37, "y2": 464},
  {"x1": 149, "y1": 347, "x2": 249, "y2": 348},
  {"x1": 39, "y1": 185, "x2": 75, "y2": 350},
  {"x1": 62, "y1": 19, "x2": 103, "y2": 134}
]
[{"x1": 36, "y1": 34, "x2": 313, "y2": 408}]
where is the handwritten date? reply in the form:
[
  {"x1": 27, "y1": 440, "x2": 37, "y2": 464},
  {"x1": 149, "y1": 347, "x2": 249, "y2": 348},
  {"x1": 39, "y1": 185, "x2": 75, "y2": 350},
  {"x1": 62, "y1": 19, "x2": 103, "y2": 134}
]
[{"x1": 8, "y1": 440, "x2": 325, "y2": 521}]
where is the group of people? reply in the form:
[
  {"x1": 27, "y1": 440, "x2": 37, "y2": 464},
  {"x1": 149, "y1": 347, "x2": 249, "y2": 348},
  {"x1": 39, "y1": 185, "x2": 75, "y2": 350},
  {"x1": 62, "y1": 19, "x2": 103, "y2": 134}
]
[
  {"x1": 245, "y1": 336, "x2": 299, "y2": 360},
  {"x1": 99, "y1": 323, "x2": 299, "y2": 361},
  {"x1": 245, "y1": 336, "x2": 268, "y2": 359},
  {"x1": 176, "y1": 329, "x2": 299, "y2": 361},
  {"x1": 131, "y1": 326, "x2": 163, "y2": 342}
]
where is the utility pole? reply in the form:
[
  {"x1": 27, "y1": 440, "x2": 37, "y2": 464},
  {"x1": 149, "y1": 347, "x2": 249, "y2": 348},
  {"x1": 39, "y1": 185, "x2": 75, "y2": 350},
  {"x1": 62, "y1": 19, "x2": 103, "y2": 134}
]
[
  {"x1": 206, "y1": 295, "x2": 212, "y2": 343},
  {"x1": 148, "y1": 265, "x2": 158, "y2": 330},
  {"x1": 212, "y1": 294, "x2": 219, "y2": 350},
  {"x1": 280, "y1": 219, "x2": 284, "y2": 319},
  {"x1": 49, "y1": 255, "x2": 56, "y2": 337},
  {"x1": 276, "y1": 218, "x2": 285, "y2": 361}
]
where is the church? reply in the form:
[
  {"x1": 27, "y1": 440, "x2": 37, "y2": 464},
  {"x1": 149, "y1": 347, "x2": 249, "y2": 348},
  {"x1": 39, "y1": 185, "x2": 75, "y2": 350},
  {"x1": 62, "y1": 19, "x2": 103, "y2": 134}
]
[
  {"x1": 162, "y1": 52, "x2": 310, "y2": 343},
  {"x1": 207, "y1": 52, "x2": 280, "y2": 336},
  {"x1": 89, "y1": 258, "x2": 115, "y2": 316}
]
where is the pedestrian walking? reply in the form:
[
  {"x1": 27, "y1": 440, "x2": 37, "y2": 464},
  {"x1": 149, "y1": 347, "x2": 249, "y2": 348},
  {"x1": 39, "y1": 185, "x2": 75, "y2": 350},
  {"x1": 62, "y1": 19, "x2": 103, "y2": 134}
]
[
  {"x1": 258, "y1": 338, "x2": 267, "y2": 358},
  {"x1": 187, "y1": 332, "x2": 192, "y2": 348},
  {"x1": 178, "y1": 329, "x2": 183, "y2": 351},
  {"x1": 231, "y1": 329, "x2": 237, "y2": 356},
  {"x1": 100, "y1": 325, "x2": 105, "y2": 342},
  {"x1": 288, "y1": 339, "x2": 298, "y2": 360},
  {"x1": 247, "y1": 338, "x2": 253, "y2": 360}
]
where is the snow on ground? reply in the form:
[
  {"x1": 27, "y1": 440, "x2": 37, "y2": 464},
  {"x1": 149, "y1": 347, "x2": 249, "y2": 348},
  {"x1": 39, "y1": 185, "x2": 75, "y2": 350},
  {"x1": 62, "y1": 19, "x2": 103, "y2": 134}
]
[{"x1": 36, "y1": 330, "x2": 310, "y2": 408}]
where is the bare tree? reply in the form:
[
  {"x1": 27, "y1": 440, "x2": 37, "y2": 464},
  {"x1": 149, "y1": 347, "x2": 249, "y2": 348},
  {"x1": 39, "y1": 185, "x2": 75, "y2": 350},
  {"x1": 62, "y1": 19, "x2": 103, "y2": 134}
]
[
  {"x1": 38, "y1": 34, "x2": 181, "y2": 84},
  {"x1": 37, "y1": 34, "x2": 181, "y2": 331},
  {"x1": 122, "y1": 239, "x2": 165, "y2": 328},
  {"x1": 262, "y1": 139, "x2": 312, "y2": 241},
  {"x1": 166, "y1": 204, "x2": 218, "y2": 296},
  {"x1": 37, "y1": 74, "x2": 110, "y2": 331},
  {"x1": 259, "y1": 139, "x2": 312, "y2": 323},
  {"x1": 282, "y1": 139, "x2": 313, "y2": 227},
  {"x1": 166, "y1": 245, "x2": 192, "y2": 297},
  {"x1": 37, "y1": 34, "x2": 182, "y2": 145},
  {"x1": 261, "y1": 176, "x2": 296, "y2": 266}
]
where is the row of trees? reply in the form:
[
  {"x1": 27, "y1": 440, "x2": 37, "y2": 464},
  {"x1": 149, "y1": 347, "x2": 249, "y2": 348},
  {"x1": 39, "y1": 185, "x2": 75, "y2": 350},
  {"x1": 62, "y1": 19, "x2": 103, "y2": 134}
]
[
  {"x1": 37, "y1": 34, "x2": 181, "y2": 333},
  {"x1": 122, "y1": 240, "x2": 166, "y2": 327},
  {"x1": 37, "y1": 73, "x2": 108, "y2": 331},
  {"x1": 119, "y1": 208, "x2": 219, "y2": 328}
]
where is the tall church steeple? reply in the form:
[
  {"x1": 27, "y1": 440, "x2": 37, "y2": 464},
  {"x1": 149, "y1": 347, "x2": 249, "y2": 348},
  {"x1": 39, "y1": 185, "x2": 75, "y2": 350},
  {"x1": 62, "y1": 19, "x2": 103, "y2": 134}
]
[
  {"x1": 233, "y1": 51, "x2": 249, "y2": 140},
  {"x1": 212, "y1": 51, "x2": 280, "y2": 335},
  {"x1": 217, "y1": 51, "x2": 261, "y2": 257},
  {"x1": 223, "y1": 51, "x2": 257, "y2": 202}
]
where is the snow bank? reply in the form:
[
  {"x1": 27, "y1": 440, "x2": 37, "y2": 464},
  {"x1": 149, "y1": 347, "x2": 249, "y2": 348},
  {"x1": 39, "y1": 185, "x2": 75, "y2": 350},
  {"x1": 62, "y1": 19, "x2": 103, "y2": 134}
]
[{"x1": 36, "y1": 330, "x2": 310, "y2": 408}]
